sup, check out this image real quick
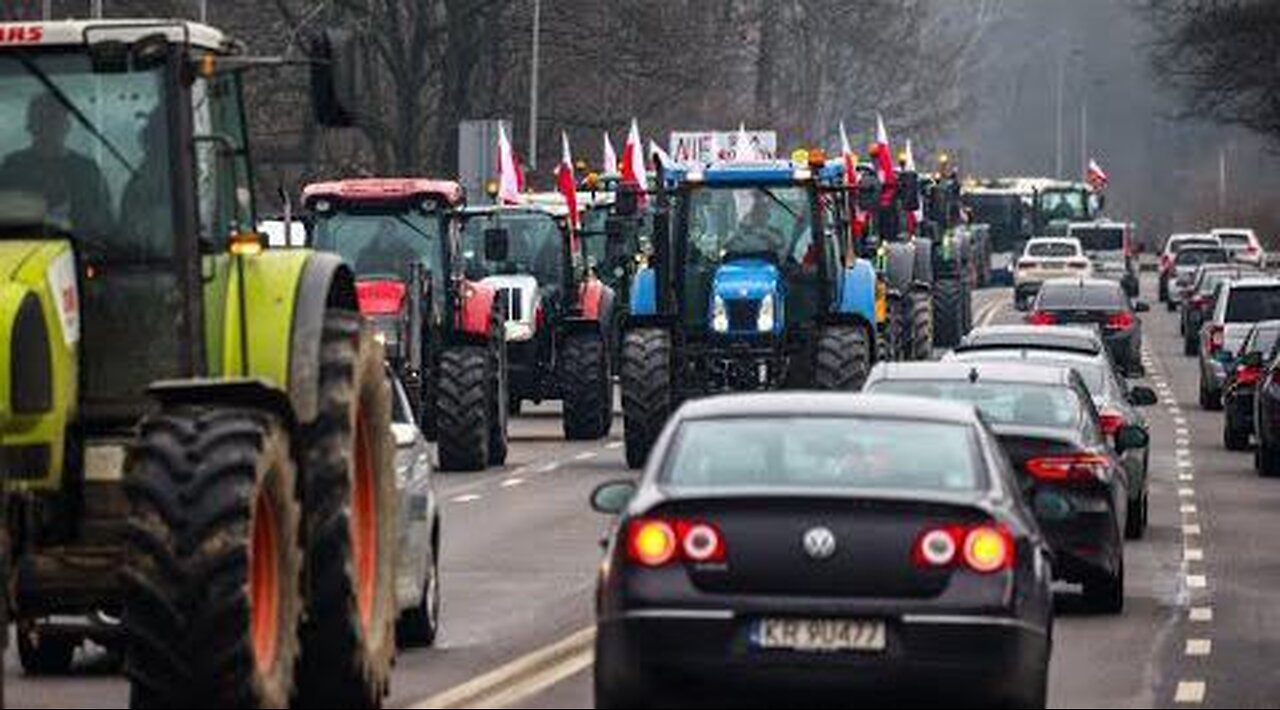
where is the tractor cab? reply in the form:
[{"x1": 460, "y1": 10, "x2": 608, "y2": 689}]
[{"x1": 1034, "y1": 181, "x2": 1102, "y2": 236}]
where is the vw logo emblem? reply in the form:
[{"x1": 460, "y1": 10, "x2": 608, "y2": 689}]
[{"x1": 802, "y1": 527, "x2": 837, "y2": 561}]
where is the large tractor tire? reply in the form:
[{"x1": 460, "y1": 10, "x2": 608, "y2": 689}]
[
  {"x1": 932, "y1": 277, "x2": 967, "y2": 349},
  {"x1": 562, "y1": 332, "x2": 613, "y2": 440},
  {"x1": 910, "y1": 290, "x2": 934, "y2": 361},
  {"x1": 123, "y1": 408, "x2": 303, "y2": 708},
  {"x1": 814, "y1": 325, "x2": 872, "y2": 391},
  {"x1": 891, "y1": 295, "x2": 912, "y2": 362},
  {"x1": 435, "y1": 347, "x2": 493, "y2": 472},
  {"x1": 17, "y1": 626, "x2": 76, "y2": 675},
  {"x1": 621, "y1": 328, "x2": 672, "y2": 469},
  {"x1": 294, "y1": 314, "x2": 397, "y2": 708},
  {"x1": 486, "y1": 308, "x2": 509, "y2": 467}
]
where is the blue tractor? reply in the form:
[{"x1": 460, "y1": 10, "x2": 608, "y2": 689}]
[{"x1": 619, "y1": 152, "x2": 879, "y2": 467}]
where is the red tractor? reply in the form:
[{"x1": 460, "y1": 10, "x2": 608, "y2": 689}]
[{"x1": 304, "y1": 179, "x2": 510, "y2": 471}]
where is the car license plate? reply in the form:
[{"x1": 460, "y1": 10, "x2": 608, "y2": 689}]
[{"x1": 751, "y1": 618, "x2": 886, "y2": 653}]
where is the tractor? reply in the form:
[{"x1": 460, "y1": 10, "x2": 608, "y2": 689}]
[
  {"x1": 457, "y1": 197, "x2": 615, "y2": 440},
  {"x1": 619, "y1": 150, "x2": 879, "y2": 468},
  {"x1": 0, "y1": 20, "x2": 398, "y2": 708},
  {"x1": 919, "y1": 169, "x2": 982, "y2": 348},
  {"x1": 303, "y1": 178, "x2": 510, "y2": 471}
]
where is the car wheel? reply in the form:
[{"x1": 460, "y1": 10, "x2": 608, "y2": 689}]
[
  {"x1": 1167, "y1": 298, "x2": 1177, "y2": 313},
  {"x1": 1200, "y1": 378, "x2": 1222, "y2": 411},
  {"x1": 1083, "y1": 564, "x2": 1124, "y2": 614},
  {"x1": 1125, "y1": 495, "x2": 1147, "y2": 540},
  {"x1": 593, "y1": 641, "x2": 654, "y2": 709},
  {"x1": 1224, "y1": 420, "x2": 1251, "y2": 451},
  {"x1": 1184, "y1": 336, "x2": 1197, "y2": 357},
  {"x1": 397, "y1": 536, "x2": 441, "y2": 647},
  {"x1": 1258, "y1": 440, "x2": 1280, "y2": 477}
]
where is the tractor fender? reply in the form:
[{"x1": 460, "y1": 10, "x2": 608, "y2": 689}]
[
  {"x1": 885, "y1": 243, "x2": 915, "y2": 292},
  {"x1": 834, "y1": 258, "x2": 878, "y2": 327},
  {"x1": 629, "y1": 267, "x2": 658, "y2": 317},
  {"x1": 563, "y1": 284, "x2": 616, "y2": 338},
  {"x1": 0, "y1": 286, "x2": 51, "y2": 420},
  {"x1": 289, "y1": 252, "x2": 357, "y2": 423},
  {"x1": 457, "y1": 278, "x2": 498, "y2": 339},
  {"x1": 912, "y1": 238, "x2": 934, "y2": 285}
]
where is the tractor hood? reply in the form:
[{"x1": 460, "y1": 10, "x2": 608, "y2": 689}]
[
  {"x1": 709, "y1": 258, "x2": 784, "y2": 336},
  {"x1": 482, "y1": 274, "x2": 541, "y2": 342}
]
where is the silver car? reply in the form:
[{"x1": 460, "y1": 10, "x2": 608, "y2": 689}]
[
  {"x1": 390, "y1": 372, "x2": 442, "y2": 646},
  {"x1": 1198, "y1": 278, "x2": 1280, "y2": 410}
]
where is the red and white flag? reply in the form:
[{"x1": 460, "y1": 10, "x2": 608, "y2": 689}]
[
  {"x1": 904, "y1": 139, "x2": 924, "y2": 234},
  {"x1": 1087, "y1": 158, "x2": 1109, "y2": 189},
  {"x1": 557, "y1": 132, "x2": 580, "y2": 249},
  {"x1": 874, "y1": 114, "x2": 897, "y2": 208},
  {"x1": 621, "y1": 118, "x2": 648, "y2": 205},
  {"x1": 839, "y1": 121, "x2": 864, "y2": 249},
  {"x1": 602, "y1": 132, "x2": 618, "y2": 175},
  {"x1": 497, "y1": 122, "x2": 523, "y2": 204}
]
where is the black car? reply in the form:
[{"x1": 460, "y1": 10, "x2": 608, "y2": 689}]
[
  {"x1": 865, "y1": 362, "x2": 1147, "y2": 613},
  {"x1": 590, "y1": 393, "x2": 1054, "y2": 708},
  {"x1": 1027, "y1": 278, "x2": 1149, "y2": 376},
  {"x1": 1255, "y1": 346, "x2": 1280, "y2": 476},
  {"x1": 1224, "y1": 320, "x2": 1280, "y2": 450}
]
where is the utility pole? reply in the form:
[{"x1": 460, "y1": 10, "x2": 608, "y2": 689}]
[
  {"x1": 1080, "y1": 101, "x2": 1088, "y2": 183},
  {"x1": 199, "y1": 0, "x2": 207, "y2": 22},
  {"x1": 91, "y1": 0, "x2": 103, "y2": 18},
  {"x1": 1055, "y1": 52, "x2": 1065, "y2": 179},
  {"x1": 42, "y1": 0, "x2": 52, "y2": 20},
  {"x1": 1218, "y1": 146, "x2": 1228, "y2": 221},
  {"x1": 527, "y1": 0, "x2": 542, "y2": 172}
]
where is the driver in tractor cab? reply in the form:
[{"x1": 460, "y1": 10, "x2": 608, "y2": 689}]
[
  {"x1": 120, "y1": 108, "x2": 173, "y2": 257},
  {"x1": 354, "y1": 217, "x2": 422, "y2": 279},
  {"x1": 0, "y1": 92, "x2": 112, "y2": 238},
  {"x1": 728, "y1": 194, "x2": 785, "y2": 257}
]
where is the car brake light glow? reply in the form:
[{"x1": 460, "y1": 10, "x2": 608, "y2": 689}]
[
  {"x1": 678, "y1": 522, "x2": 726, "y2": 563},
  {"x1": 1209, "y1": 324, "x2": 1225, "y2": 353},
  {"x1": 627, "y1": 520, "x2": 677, "y2": 567},
  {"x1": 1099, "y1": 410, "x2": 1126, "y2": 436},
  {"x1": 1106, "y1": 311, "x2": 1135, "y2": 331},
  {"x1": 913, "y1": 525, "x2": 1012, "y2": 573},
  {"x1": 1018, "y1": 260, "x2": 1037, "y2": 271},
  {"x1": 1025, "y1": 453, "x2": 1111, "y2": 484},
  {"x1": 1190, "y1": 294, "x2": 1208, "y2": 308},
  {"x1": 1237, "y1": 365, "x2": 1263, "y2": 387},
  {"x1": 1028, "y1": 311, "x2": 1058, "y2": 326}
]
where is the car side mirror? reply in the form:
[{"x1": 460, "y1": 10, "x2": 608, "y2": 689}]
[
  {"x1": 311, "y1": 29, "x2": 363, "y2": 128},
  {"x1": 484, "y1": 227, "x2": 511, "y2": 263},
  {"x1": 1115, "y1": 424, "x2": 1149, "y2": 453},
  {"x1": 1133, "y1": 301, "x2": 1151, "y2": 313},
  {"x1": 590, "y1": 480, "x2": 638, "y2": 515},
  {"x1": 1128, "y1": 386, "x2": 1158, "y2": 407}
]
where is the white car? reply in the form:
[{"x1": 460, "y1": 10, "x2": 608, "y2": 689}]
[
  {"x1": 1014, "y1": 237, "x2": 1091, "y2": 309},
  {"x1": 389, "y1": 373, "x2": 442, "y2": 647},
  {"x1": 1212, "y1": 228, "x2": 1265, "y2": 267}
]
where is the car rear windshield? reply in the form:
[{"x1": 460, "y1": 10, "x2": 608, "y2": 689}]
[
  {"x1": 1245, "y1": 324, "x2": 1280, "y2": 356},
  {"x1": 1072, "y1": 227, "x2": 1124, "y2": 251},
  {"x1": 663, "y1": 417, "x2": 982, "y2": 493},
  {"x1": 868, "y1": 380, "x2": 1083, "y2": 430},
  {"x1": 1218, "y1": 233, "x2": 1252, "y2": 248},
  {"x1": 951, "y1": 352, "x2": 1107, "y2": 394},
  {"x1": 1027, "y1": 242, "x2": 1078, "y2": 257},
  {"x1": 1037, "y1": 283, "x2": 1126, "y2": 309},
  {"x1": 1177, "y1": 249, "x2": 1228, "y2": 266},
  {"x1": 1226, "y1": 287, "x2": 1280, "y2": 323},
  {"x1": 1169, "y1": 237, "x2": 1217, "y2": 254}
]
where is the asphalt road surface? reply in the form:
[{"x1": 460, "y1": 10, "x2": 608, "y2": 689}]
[{"x1": 8, "y1": 274, "x2": 1271, "y2": 709}]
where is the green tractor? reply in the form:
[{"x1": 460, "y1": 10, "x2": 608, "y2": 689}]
[{"x1": 0, "y1": 20, "x2": 397, "y2": 708}]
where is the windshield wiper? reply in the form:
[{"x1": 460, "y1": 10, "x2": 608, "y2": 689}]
[
  {"x1": 757, "y1": 188, "x2": 798, "y2": 219},
  {"x1": 393, "y1": 213, "x2": 437, "y2": 244},
  {"x1": 13, "y1": 53, "x2": 137, "y2": 174}
]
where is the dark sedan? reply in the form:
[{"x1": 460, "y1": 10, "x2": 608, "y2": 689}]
[
  {"x1": 1225, "y1": 321, "x2": 1280, "y2": 450},
  {"x1": 865, "y1": 362, "x2": 1147, "y2": 613},
  {"x1": 1027, "y1": 278, "x2": 1149, "y2": 376},
  {"x1": 591, "y1": 393, "x2": 1054, "y2": 708}
]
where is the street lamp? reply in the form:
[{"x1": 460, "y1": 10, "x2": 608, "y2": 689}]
[{"x1": 527, "y1": 0, "x2": 541, "y2": 172}]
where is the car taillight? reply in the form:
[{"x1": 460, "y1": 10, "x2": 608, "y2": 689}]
[
  {"x1": 535, "y1": 302, "x2": 546, "y2": 330},
  {"x1": 1190, "y1": 295, "x2": 1208, "y2": 308},
  {"x1": 1027, "y1": 311, "x2": 1058, "y2": 325},
  {"x1": 1160, "y1": 255, "x2": 1172, "y2": 272},
  {"x1": 626, "y1": 518, "x2": 725, "y2": 567},
  {"x1": 1237, "y1": 364, "x2": 1263, "y2": 387},
  {"x1": 913, "y1": 525, "x2": 1013, "y2": 573},
  {"x1": 1068, "y1": 259, "x2": 1089, "y2": 270},
  {"x1": 1106, "y1": 311, "x2": 1135, "y2": 331},
  {"x1": 1208, "y1": 324, "x2": 1225, "y2": 353},
  {"x1": 1025, "y1": 453, "x2": 1111, "y2": 484},
  {"x1": 1099, "y1": 410, "x2": 1126, "y2": 436},
  {"x1": 1018, "y1": 260, "x2": 1037, "y2": 271}
]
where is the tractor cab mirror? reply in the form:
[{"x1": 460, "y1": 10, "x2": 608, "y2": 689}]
[
  {"x1": 311, "y1": 29, "x2": 363, "y2": 128},
  {"x1": 484, "y1": 227, "x2": 511, "y2": 263},
  {"x1": 899, "y1": 171, "x2": 920, "y2": 212}
]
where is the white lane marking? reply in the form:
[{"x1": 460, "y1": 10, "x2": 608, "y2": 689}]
[
  {"x1": 537, "y1": 462, "x2": 561, "y2": 473},
  {"x1": 1181, "y1": 503, "x2": 1198, "y2": 514},
  {"x1": 1176, "y1": 438, "x2": 1191, "y2": 447},
  {"x1": 1168, "y1": 407, "x2": 1181, "y2": 415},
  {"x1": 1178, "y1": 459, "x2": 1194, "y2": 468},
  {"x1": 574, "y1": 451, "x2": 598, "y2": 461},
  {"x1": 1185, "y1": 548, "x2": 1204, "y2": 562},
  {"x1": 605, "y1": 441, "x2": 623, "y2": 450},
  {"x1": 1189, "y1": 607, "x2": 1214, "y2": 622},
  {"x1": 1176, "y1": 428, "x2": 1190, "y2": 436},
  {"x1": 408, "y1": 627, "x2": 595, "y2": 710},
  {"x1": 1176, "y1": 417, "x2": 1188, "y2": 425},
  {"x1": 1180, "y1": 473, "x2": 1195, "y2": 482},
  {"x1": 1187, "y1": 574, "x2": 1208, "y2": 589},
  {"x1": 500, "y1": 477, "x2": 526, "y2": 488},
  {"x1": 1184, "y1": 524, "x2": 1203, "y2": 535},
  {"x1": 1177, "y1": 448, "x2": 1192, "y2": 458},
  {"x1": 452, "y1": 494, "x2": 483, "y2": 504},
  {"x1": 1174, "y1": 680, "x2": 1206, "y2": 703},
  {"x1": 1179, "y1": 487, "x2": 1196, "y2": 498},
  {"x1": 1185, "y1": 639, "x2": 1212, "y2": 656}
]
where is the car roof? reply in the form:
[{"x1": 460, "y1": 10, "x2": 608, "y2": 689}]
[
  {"x1": 672, "y1": 392, "x2": 982, "y2": 426},
  {"x1": 1040, "y1": 276, "x2": 1124, "y2": 291},
  {"x1": 1225, "y1": 277, "x2": 1280, "y2": 290},
  {"x1": 949, "y1": 347, "x2": 1099, "y2": 365},
  {"x1": 959, "y1": 325, "x2": 1104, "y2": 354},
  {"x1": 867, "y1": 361, "x2": 1079, "y2": 387},
  {"x1": 1027, "y1": 236, "x2": 1080, "y2": 244}
]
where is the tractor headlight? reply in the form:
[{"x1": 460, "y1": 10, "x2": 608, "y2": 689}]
[
  {"x1": 712, "y1": 294, "x2": 729, "y2": 333},
  {"x1": 757, "y1": 293, "x2": 776, "y2": 332}
]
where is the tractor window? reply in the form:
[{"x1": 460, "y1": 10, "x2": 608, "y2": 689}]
[
  {"x1": 192, "y1": 69, "x2": 254, "y2": 250},
  {"x1": 311, "y1": 208, "x2": 444, "y2": 290},
  {"x1": 681, "y1": 185, "x2": 813, "y2": 265},
  {"x1": 0, "y1": 53, "x2": 173, "y2": 256},
  {"x1": 460, "y1": 211, "x2": 564, "y2": 287}
]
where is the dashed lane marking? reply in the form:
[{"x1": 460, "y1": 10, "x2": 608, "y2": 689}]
[
  {"x1": 574, "y1": 451, "x2": 599, "y2": 461},
  {"x1": 500, "y1": 477, "x2": 526, "y2": 488},
  {"x1": 1179, "y1": 487, "x2": 1196, "y2": 498},
  {"x1": 1185, "y1": 548, "x2": 1204, "y2": 562},
  {"x1": 1184, "y1": 524, "x2": 1203, "y2": 535},
  {"x1": 1187, "y1": 575, "x2": 1208, "y2": 589},
  {"x1": 1181, "y1": 503, "x2": 1198, "y2": 514},
  {"x1": 537, "y1": 462, "x2": 561, "y2": 473},
  {"x1": 1190, "y1": 607, "x2": 1214, "y2": 622},
  {"x1": 452, "y1": 494, "x2": 483, "y2": 504},
  {"x1": 1174, "y1": 680, "x2": 1207, "y2": 704},
  {"x1": 605, "y1": 441, "x2": 623, "y2": 450},
  {"x1": 1185, "y1": 639, "x2": 1212, "y2": 656}
]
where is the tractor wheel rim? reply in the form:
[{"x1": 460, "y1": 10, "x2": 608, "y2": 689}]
[
  {"x1": 250, "y1": 485, "x2": 281, "y2": 674},
  {"x1": 352, "y1": 407, "x2": 378, "y2": 632}
]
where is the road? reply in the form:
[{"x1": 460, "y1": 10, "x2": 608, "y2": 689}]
[{"x1": 8, "y1": 274, "x2": 1276, "y2": 709}]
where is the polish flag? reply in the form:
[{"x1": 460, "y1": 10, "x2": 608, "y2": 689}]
[
  {"x1": 839, "y1": 122, "x2": 864, "y2": 251},
  {"x1": 874, "y1": 114, "x2": 897, "y2": 208},
  {"x1": 602, "y1": 132, "x2": 618, "y2": 175},
  {"x1": 497, "y1": 123, "x2": 523, "y2": 204},
  {"x1": 904, "y1": 139, "x2": 924, "y2": 234},
  {"x1": 621, "y1": 119, "x2": 648, "y2": 205},
  {"x1": 557, "y1": 132, "x2": 580, "y2": 249},
  {"x1": 1087, "y1": 158, "x2": 1109, "y2": 189}
]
